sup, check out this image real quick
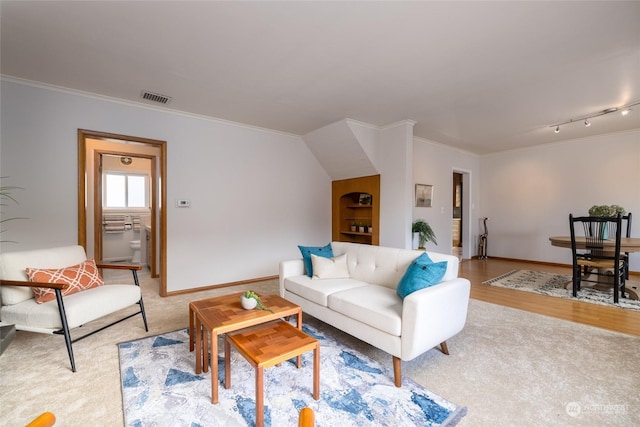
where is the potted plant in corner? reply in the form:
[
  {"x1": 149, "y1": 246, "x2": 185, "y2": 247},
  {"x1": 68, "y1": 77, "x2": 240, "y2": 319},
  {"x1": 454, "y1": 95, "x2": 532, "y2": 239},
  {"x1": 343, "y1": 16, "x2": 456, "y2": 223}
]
[
  {"x1": 0, "y1": 178, "x2": 25, "y2": 243},
  {"x1": 412, "y1": 219, "x2": 437, "y2": 249}
]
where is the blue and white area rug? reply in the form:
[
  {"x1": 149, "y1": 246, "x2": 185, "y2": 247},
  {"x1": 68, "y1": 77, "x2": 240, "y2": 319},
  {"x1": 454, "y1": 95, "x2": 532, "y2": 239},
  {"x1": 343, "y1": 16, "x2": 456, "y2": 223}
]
[
  {"x1": 483, "y1": 269, "x2": 640, "y2": 311},
  {"x1": 118, "y1": 324, "x2": 467, "y2": 427}
]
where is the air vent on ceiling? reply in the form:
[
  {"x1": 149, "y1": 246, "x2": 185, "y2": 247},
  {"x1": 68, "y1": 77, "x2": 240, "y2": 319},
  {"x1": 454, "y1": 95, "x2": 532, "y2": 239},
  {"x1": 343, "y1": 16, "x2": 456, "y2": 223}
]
[{"x1": 140, "y1": 90, "x2": 172, "y2": 104}]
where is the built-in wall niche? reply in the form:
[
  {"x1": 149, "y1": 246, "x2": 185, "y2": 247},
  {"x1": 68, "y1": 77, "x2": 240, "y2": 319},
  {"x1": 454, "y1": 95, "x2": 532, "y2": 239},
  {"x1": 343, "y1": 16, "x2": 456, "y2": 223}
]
[{"x1": 332, "y1": 175, "x2": 380, "y2": 245}]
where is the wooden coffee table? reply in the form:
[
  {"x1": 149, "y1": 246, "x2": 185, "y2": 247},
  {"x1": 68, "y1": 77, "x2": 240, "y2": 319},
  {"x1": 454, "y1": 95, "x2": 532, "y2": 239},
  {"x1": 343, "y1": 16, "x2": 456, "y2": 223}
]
[
  {"x1": 188, "y1": 292, "x2": 302, "y2": 404},
  {"x1": 224, "y1": 320, "x2": 320, "y2": 427}
]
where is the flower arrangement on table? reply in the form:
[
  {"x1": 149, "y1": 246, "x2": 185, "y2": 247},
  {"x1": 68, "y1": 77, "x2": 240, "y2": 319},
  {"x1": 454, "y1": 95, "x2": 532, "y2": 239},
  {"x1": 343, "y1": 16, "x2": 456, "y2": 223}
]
[
  {"x1": 241, "y1": 290, "x2": 274, "y2": 313},
  {"x1": 588, "y1": 205, "x2": 625, "y2": 217}
]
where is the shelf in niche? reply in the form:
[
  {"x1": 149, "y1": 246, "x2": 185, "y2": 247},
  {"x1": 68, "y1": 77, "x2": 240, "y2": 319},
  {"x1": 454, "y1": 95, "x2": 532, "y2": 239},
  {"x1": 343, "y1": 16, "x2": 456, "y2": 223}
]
[{"x1": 341, "y1": 231, "x2": 373, "y2": 236}]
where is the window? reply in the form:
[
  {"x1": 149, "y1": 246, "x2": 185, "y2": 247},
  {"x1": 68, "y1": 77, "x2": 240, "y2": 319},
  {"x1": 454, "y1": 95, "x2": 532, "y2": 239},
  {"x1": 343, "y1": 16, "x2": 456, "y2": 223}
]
[{"x1": 104, "y1": 173, "x2": 148, "y2": 208}]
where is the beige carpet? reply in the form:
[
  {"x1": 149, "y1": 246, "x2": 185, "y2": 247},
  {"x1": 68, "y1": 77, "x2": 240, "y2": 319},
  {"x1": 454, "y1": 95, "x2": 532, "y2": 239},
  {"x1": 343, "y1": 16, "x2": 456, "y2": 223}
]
[{"x1": 1, "y1": 274, "x2": 639, "y2": 426}]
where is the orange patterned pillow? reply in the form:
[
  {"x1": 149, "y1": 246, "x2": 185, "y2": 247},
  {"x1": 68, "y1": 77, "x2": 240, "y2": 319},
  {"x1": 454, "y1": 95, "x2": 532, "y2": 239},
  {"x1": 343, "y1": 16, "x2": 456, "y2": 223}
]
[{"x1": 26, "y1": 259, "x2": 105, "y2": 304}]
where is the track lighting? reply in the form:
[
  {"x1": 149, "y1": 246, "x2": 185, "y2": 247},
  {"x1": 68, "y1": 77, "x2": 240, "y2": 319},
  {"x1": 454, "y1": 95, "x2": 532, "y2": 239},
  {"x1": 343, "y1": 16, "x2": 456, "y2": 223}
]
[{"x1": 549, "y1": 101, "x2": 640, "y2": 133}]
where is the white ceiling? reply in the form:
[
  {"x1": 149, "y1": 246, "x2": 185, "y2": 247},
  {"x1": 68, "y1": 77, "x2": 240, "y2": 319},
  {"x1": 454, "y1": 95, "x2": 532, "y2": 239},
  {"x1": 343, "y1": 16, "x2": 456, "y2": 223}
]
[{"x1": 2, "y1": 1, "x2": 639, "y2": 154}]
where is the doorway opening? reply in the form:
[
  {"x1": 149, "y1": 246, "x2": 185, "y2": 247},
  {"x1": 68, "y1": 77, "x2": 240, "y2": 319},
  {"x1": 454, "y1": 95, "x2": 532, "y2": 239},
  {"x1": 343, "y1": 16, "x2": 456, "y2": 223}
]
[
  {"x1": 452, "y1": 172, "x2": 463, "y2": 253},
  {"x1": 452, "y1": 169, "x2": 472, "y2": 260},
  {"x1": 78, "y1": 129, "x2": 167, "y2": 296},
  {"x1": 100, "y1": 154, "x2": 152, "y2": 264}
]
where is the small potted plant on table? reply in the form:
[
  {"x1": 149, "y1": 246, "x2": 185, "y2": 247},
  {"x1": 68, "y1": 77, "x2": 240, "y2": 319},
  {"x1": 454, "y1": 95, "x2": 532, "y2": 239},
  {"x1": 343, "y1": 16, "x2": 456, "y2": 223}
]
[{"x1": 241, "y1": 290, "x2": 273, "y2": 312}]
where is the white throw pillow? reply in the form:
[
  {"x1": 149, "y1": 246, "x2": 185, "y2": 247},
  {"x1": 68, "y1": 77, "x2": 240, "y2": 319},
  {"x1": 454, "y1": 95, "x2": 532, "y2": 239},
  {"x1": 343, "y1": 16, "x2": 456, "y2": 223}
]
[{"x1": 311, "y1": 253, "x2": 350, "y2": 279}]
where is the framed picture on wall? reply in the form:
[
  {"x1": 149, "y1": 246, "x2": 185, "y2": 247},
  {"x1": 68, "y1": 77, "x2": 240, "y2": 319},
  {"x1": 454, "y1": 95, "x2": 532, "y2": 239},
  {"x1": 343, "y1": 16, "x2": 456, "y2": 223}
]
[{"x1": 415, "y1": 184, "x2": 433, "y2": 207}]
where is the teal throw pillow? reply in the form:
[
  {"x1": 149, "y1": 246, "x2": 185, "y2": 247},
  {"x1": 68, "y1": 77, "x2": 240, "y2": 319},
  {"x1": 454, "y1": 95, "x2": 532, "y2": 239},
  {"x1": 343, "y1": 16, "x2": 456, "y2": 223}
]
[
  {"x1": 396, "y1": 252, "x2": 447, "y2": 299},
  {"x1": 298, "y1": 243, "x2": 334, "y2": 277}
]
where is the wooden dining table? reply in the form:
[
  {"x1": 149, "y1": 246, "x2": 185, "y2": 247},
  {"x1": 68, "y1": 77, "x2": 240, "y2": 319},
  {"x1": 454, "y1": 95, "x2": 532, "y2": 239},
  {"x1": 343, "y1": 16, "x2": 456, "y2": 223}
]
[
  {"x1": 549, "y1": 236, "x2": 640, "y2": 300},
  {"x1": 549, "y1": 236, "x2": 640, "y2": 252}
]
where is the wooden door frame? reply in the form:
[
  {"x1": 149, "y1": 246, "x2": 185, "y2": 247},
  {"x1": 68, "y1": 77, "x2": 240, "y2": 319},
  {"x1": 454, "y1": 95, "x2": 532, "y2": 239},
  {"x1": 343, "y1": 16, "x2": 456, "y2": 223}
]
[{"x1": 78, "y1": 129, "x2": 168, "y2": 296}]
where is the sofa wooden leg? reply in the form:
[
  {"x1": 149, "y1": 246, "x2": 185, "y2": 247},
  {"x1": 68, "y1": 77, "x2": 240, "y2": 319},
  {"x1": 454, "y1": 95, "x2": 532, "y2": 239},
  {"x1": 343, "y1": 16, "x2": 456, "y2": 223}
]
[
  {"x1": 392, "y1": 356, "x2": 402, "y2": 387},
  {"x1": 440, "y1": 341, "x2": 449, "y2": 355}
]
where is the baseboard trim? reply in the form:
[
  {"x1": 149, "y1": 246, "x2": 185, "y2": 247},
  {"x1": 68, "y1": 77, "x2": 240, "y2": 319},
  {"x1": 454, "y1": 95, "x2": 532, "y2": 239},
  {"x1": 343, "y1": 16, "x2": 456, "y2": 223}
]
[
  {"x1": 163, "y1": 275, "x2": 279, "y2": 297},
  {"x1": 471, "y1": 256, "x2": 639, "y2": 277}
]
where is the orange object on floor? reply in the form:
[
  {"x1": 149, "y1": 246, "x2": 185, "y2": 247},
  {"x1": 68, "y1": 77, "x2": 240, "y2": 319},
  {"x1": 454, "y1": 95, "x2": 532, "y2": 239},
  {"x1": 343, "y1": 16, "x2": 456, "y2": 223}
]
[
  {"x1": 26, "y1": 412, "x2": 56, "y2": 427},
  {"x1": 298, "y1": 407, "x2": 315, "y2": 427}
]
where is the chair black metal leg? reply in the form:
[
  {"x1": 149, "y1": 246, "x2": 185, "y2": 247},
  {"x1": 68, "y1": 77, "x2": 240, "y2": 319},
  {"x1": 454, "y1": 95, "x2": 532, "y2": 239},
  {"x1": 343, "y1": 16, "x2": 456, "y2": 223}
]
[
  {"x1": 131, "y1": 269, "x2": 149, "y2": 332},
  {"x1": 138, "y1": 298, "x2": 149, "y2": 332},
  {"x1": 54, "y1": 289, "x2": 76, "y2": 372}
]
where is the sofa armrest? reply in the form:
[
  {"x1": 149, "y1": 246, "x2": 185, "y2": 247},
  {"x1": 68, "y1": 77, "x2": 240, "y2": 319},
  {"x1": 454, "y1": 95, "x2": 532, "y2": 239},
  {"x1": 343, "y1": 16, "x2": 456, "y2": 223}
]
[
  {"x1": 401, "y1": 278, "x2": 471, "y2": 360},
  {"x1": 279, "y1": 259, "x2": 305, "y2": 297}
]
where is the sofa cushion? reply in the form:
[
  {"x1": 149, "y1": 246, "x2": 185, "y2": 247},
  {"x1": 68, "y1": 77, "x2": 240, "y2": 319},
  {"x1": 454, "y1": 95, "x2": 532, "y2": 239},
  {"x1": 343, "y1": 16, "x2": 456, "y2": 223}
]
[
  {"x1": 0, "y1": 284, "x2": 141, "y2": 330},
  {"x1": 330, "y1": 242, "x2": 425, "y2": 289},
  {"x1": 284, "y1": 275, "x2": 368, "y2": 307},
  {"x1": 26, "y1": 259, "x2": 105, "y2": 304},
  {"x1": 311, "y1": 253, "x2": 349, "y2": 279},
  {"x1": 0, "y1": 245, "x2": 88, "y2": 305},
  {"x1": 298, "y1": 243, "x2": 333, "y2": 277},
  {"x1": 396, "y1": 253, "x2": 447, "y2": 299},
  {"x1": 328, "y1": 285, "x2": 402, "y2": 336},
  {"x1": 330, "y1": 241, "x2": 460, "y2": 286}
]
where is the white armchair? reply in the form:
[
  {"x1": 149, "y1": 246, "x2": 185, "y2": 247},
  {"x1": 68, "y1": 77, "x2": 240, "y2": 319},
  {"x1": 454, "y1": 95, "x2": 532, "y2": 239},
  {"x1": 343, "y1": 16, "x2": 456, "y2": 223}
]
[{"x1": 0, "y1": 245, "x2": 148, "y2": 371}]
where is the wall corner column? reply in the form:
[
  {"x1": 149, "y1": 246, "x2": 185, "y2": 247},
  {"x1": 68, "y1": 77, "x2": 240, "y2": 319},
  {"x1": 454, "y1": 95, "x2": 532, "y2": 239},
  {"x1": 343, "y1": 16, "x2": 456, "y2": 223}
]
[{"x1": 379, "y1": 120, "x2": 415, "y2": 249}]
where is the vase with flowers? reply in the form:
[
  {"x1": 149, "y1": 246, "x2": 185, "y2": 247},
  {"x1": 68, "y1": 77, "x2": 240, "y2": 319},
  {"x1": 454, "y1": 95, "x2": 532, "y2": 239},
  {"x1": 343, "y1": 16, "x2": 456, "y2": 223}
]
[{"x1": 588, "y1": 204, "x2": 626, "y2": 239}]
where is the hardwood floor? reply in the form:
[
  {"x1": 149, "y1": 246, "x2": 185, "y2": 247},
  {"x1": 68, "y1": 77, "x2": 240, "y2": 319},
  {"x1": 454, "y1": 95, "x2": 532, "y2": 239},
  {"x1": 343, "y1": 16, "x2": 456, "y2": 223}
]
[{"x1": 460, "y1": 258, "x2": 640, "y2": 337}]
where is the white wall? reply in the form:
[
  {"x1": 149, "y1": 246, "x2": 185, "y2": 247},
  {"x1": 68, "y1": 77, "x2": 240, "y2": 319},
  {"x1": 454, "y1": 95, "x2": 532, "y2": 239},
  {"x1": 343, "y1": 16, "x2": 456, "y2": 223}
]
[
  {"x1": 4, "y1": 78, "x2": 638, "y2": 286},
  {"x1": 0, "y1": 78, "x2": 331, "y2": 292},
  {"x1": 379, "y1": 121, "x2": 415, "y2": 249},
  {"x1": 479, "y1": 130, "x2": 640, "y2": 271},
  {"x1": 412, "y1": 138, "x2": 481, "y2": 256}
]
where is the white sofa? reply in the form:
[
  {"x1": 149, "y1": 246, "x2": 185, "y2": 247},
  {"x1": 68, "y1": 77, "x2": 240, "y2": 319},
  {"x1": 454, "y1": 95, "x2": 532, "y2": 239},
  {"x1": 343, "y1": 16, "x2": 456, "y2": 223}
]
[{"x1": 279, "y1": 241, "x2": 470, "y2": 386}]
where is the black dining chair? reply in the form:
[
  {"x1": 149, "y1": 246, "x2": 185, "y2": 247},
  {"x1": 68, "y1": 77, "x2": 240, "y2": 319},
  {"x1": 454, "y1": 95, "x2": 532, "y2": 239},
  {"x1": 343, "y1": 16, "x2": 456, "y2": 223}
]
[
  {"x1": 569, "y1": 213, "x2": 626, "y2": 303},
  {"x1": 622, "y1": 213, "x2": 632, "y2": 280}
]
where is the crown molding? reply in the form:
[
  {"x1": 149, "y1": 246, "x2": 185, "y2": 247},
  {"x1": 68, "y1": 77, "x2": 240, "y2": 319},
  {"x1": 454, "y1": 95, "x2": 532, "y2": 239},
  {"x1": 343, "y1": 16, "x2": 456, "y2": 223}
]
[{"x1": 0, "y1": 75, "x2": 302, "y2": 140}]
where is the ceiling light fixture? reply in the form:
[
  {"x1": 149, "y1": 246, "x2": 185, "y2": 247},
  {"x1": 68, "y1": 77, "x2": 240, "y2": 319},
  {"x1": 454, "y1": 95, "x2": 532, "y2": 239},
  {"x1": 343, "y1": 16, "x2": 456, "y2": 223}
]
[{"x1": 549, "y1": 101, "x2": 640, "y2": 133}]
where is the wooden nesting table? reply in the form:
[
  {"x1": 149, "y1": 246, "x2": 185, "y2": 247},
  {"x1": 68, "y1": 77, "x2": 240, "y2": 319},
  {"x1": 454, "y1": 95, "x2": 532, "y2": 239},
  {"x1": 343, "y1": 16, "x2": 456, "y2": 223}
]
[
  {"x1": 225, "y1": 320, "x2": 320, "y2": 427},
  {"x1": 188, "y1": 292, "x2": 302, "y2": 404}
]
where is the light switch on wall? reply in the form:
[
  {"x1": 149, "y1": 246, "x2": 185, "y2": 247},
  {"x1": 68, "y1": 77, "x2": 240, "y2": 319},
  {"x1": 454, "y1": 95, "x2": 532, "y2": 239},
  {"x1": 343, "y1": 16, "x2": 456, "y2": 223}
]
[{"x1": 176, "y1": 199, "x2": 190, "y2": 208}]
